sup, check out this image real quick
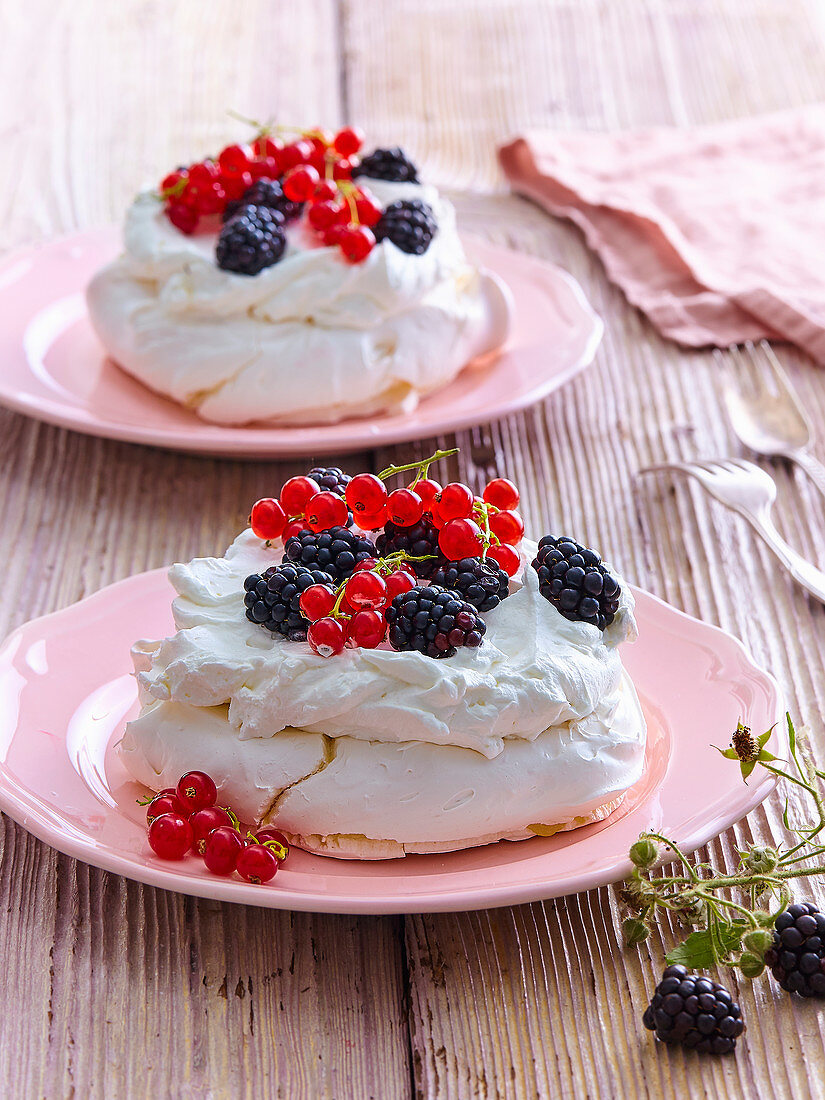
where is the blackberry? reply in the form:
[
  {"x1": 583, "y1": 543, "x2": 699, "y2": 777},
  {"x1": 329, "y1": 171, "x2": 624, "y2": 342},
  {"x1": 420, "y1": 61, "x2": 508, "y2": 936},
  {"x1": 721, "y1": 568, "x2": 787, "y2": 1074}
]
[
  {"x1": 765, "y1": 902, "x2": 825, "y2": 996},
  {"x1": 284, "y1": 526, "x2": 376, "y2": 581},
  {"x1": 307, "y1": 466, "x2": 350, "y2": 498},
  {"x1": 430, "y1": 557, "x2": 509, "y2": 613},
  {"x1": 375, "y1": 200, "x2": 437, "y2": 255},
  {"x1": 386, "y1": 585, "x2": 486, "y2": 659},
  {"x1": 375, "y1": 515, "x2": 444, "y2": 578},
  {"x1": 531, "y1": 535, "x2": 620, "y2": 630},
  {"x1": 353, "y1": 146, "x2": 419, "y2": 183},
  {"x1": 643, "y1": 965, "x2": 745, "y2": 1054},
  {"x1": 216, "y1": 205, "x2": 286, "y2": 275},
  {"x1": 222, "y1": 178, "x2": 302, "y2": 223},
  {"x1": 243, "y1": 563, "x2": 334, "y2": 640}
]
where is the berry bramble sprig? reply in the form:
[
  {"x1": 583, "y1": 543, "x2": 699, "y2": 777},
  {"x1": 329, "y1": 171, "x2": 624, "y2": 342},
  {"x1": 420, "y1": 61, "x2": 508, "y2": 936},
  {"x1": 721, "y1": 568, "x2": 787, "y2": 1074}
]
[{"x1": 621, "y1": 714, "x2": 825, "y2": 981}]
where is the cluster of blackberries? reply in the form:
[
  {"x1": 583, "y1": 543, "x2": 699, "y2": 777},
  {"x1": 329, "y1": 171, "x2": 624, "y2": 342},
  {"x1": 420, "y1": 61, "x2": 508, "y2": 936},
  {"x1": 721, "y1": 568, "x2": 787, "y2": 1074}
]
[
  {"x1": 222, "y1": 178, "x2": 302, "y2": 224},
  {"x1": 431, "y1": 557, "x2": 509, "y2": 613},
  {"x1": 532, "y1": 535, "x2": 620, "y2": 630},
  {"x1": 353, "y1": 147, "x2": 419, "y2": 183},
  {"x1": 765, "y1": 902, "x2": 825, "y2": 997},
  {"x1": 386, "y1": 585, "x2": 486, "y2": 658},
  {"x1": 375, "y1": 515, "x2": 444, "y2": 577},
  {"x1": 243, "y1": 564, "x2": 334, "y2": 640},
  {"x1": 375, "y1": 200, "x2": 438, "y2": 255},
  {"x1": 643, "y1": 965, "x2": 745, "y2": 1055},
  {"x1": 216, "y1": 204, "x2": 286, "y2": 275},
  {"x1": 284, "y1": 526, "x2": 376, "y2": 581}
]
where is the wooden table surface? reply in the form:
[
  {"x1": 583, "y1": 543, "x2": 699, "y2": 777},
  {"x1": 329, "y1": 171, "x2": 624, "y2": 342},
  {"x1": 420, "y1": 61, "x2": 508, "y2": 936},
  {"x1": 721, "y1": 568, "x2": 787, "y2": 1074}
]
[{"x1": 3, "y1": 1, "x2": 825, "y2": 1096}]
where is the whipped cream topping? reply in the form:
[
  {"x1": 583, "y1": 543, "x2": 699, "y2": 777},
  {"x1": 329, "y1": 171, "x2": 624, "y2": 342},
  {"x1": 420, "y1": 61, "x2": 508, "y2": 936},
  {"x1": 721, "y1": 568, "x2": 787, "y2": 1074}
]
[
  {"x1": 86, "y1": 179, "x2": 511, "y2": 424},
  {"x1": 135, "y1": 532, "x2": 638, "y2": 759}
]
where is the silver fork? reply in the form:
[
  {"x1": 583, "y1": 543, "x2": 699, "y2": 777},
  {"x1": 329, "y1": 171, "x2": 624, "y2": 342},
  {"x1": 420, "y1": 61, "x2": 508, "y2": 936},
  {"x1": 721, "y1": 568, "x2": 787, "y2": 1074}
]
[
  {"x1": 721, "y1": 341, "x2": 825, "y2": 499},
  {"x1": 639, "y1": 457, "x2": 825, "y2": 604}
]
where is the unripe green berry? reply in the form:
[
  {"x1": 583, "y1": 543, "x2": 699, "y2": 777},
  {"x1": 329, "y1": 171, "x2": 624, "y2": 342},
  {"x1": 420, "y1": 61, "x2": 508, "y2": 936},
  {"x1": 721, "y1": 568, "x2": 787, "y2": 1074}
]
[
  {"x1": 743, "y1": 846, "x2": 779, "y2": 874},
  {"x1": 738, "y1": 952, "x2": 765, "y2": 978},
  {"x1": 622, "y1": 917, "x2": 650, "y2": 945},
  {"x1": 629, "y1": 838, "x2": 659, "y2": 869},
  {"x1": 743, "y1": 929, "x2": 774, "y2": 957}
]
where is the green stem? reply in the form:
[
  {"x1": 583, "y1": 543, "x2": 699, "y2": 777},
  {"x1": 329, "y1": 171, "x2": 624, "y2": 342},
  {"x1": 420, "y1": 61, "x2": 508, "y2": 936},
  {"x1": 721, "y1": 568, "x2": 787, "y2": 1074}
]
[
  {"x1": 641, "y1": 832, "x2": 701, "y2": 882},
  {"x1": 378, "y1": 448, "x2": 459, "y2": 483}
]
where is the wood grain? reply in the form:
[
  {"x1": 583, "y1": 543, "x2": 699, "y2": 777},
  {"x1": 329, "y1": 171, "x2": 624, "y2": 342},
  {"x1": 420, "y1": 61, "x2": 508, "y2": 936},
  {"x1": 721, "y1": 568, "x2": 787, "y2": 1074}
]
[{"x1": 2, "y1": 0, "x2": 825, "y2": 1096}]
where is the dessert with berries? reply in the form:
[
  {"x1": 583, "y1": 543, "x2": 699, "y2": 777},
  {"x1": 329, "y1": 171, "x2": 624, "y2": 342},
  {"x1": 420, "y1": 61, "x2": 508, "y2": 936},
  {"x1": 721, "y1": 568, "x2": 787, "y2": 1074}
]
[
  {"x1": 119, "y1": 451, "x2": 646, "y2": 858},
  {"x1": 86, "y1": 125, "x2": 511, "y2": 425}
]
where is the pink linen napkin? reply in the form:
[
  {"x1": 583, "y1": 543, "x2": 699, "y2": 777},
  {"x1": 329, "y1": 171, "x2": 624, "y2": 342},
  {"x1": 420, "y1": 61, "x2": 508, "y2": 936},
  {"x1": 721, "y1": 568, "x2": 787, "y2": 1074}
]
[{"x1": 499, "y1": 107, "x2": 825, "y2": 363}]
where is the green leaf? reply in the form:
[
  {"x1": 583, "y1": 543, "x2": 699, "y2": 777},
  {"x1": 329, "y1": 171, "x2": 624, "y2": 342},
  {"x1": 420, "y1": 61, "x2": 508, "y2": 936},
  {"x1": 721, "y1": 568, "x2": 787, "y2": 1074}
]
[
  {"x1": 782, "y1": 796, "x2": 791, "y2": 829},
  {"x1": 665, "y1": 924, "x2": 746, "y2": 969}
]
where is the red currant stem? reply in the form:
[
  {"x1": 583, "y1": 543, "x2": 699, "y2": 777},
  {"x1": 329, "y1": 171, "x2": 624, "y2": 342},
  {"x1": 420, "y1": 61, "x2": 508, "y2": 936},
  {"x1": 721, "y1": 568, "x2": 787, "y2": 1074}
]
[
  {"x1": 330, "y1": 583, "x2": 353, "y2": 621},
  {"x1": 157, "y1": 177, "x2": 189, "y2": 202},
  {"x1": 338, "y1": 181, "x2": 360, "y2": 223},
  {"x1": 224, "y1": 806, "x2": 241, "y2": 831},
  {"x1": 378, "y1": 447, "x2": 459, "y2": 485},
  {"x1": 136, "y1": 793, "x2": 156, "y2": 806}
]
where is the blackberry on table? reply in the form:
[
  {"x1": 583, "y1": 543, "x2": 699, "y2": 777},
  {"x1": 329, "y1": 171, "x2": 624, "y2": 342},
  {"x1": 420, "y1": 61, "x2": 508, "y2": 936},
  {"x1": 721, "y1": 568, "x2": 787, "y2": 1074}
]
[
  {"x1": 243, "y1": 563, "x2": 334, "y2": 640},
  {"x1": 353, "y1": 147, "x2": 419, "y2": 183},
  {"x1": 531, "y1": 535, "x2": 620, "y2": 630},
  {"x1": 222, "y1": 178, "x2": 302, "y2": 223},
  {"x1": 374, "y1": 199, "x2": 437, "y2": 255},
  {"x1": 284, "y1": 526, "x2": 376, "y2": 581},
  {"x1": 765, "y1": 902, "x2": 825, "y2": 997},
  {"x1": 643, "y1": 965, "x2": 745, "y2": 1054},
  {"x1": 387, "y1": 585, "x2": 486, "y2": 659},
  {"x1": 375, "y1": 515, "x2": 444, "y2": 577},
  {"x1": 431, "y1": 557, "x2": 509, "y2": 613},
  {"x1": 216, "y1": 205, "x2": 286, "y2": 275}
]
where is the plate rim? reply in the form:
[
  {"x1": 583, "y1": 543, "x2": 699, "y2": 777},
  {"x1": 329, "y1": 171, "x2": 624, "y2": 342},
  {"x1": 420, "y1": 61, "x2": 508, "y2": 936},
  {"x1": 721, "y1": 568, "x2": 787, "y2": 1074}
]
[
  {"x1": 0, "y1": 226, "x2": 603, "y2": 457},
  {"x1": 0, "y1": 568, "x2": 784, "y2": 913}
]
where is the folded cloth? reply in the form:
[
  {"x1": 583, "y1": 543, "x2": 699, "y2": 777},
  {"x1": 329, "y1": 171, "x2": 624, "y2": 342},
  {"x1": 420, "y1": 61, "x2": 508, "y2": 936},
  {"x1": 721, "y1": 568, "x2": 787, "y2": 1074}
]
[{"x1": 500, "y1": 107, "x2": 825, "y2": 363}]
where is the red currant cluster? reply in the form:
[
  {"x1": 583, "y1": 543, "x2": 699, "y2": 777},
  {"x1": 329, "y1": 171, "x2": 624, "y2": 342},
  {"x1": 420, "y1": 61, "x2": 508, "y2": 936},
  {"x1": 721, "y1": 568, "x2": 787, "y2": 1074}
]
[
  {"x1": 144, "y1": 770, "x2": 289, "y2": 885},
  {"x1": 159, "y1": 125, "x2": 380, "y2": 264}
]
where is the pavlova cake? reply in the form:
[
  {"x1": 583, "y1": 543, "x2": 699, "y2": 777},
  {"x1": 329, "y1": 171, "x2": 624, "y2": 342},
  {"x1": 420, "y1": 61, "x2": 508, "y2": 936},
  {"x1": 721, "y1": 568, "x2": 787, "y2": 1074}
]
[
  {"x1": 86, "y1": 125, "x2": 511, "y2": 425},
  {"x1": 121, "y1": 452, "x2": 647, "y2": 859}
]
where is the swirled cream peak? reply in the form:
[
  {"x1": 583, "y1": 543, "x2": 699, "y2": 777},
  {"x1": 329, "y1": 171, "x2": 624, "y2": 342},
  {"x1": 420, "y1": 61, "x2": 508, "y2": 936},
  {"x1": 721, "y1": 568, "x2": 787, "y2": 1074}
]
[
  {"x1": 86, "y1": 179, "x2": 512, "y2": 424},
  {"x1": 136, "y1": 531, "x2": 637, "y2": 760}
]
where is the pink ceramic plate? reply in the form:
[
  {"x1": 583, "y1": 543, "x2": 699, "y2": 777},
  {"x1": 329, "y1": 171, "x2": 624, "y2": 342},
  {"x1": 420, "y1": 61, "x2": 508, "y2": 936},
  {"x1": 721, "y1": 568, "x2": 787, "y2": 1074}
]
[
  {"x1": 0, "y1": 571, "x2": 783, "y2": 913},
  {"x1": 0, "y1": 228, "x2": 602, "y2": 458}
]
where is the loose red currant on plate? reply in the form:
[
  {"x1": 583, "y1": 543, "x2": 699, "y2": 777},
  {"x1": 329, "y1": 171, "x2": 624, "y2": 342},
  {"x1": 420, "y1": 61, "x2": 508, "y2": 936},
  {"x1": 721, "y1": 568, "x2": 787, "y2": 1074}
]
[
  {"x1": 148, "y1": 814, "x2": 194, "y2": 860},
  {"x1": 282, "y1": 164, "x2": 320, "y2": 202},
  {"x1": 339, "y1": 225, "x2": 375, "y2": 263},
  {"x1": 189, "y1": 806, "x2": 234, "y2": 854},
  {"x1": 236, "y1": 843, "x2": 279, "y2": 884},
  {"x1": 333, "y1": 126, "x2": 365, "y2": 157},
  {"x1": 385, "y1": 568, "x2": 416, "y2": 601},
  {"x1": 299, "y1": 583, "x2": 336, "y2": 621},
  {"x1": 167, "y1": 202, "x2": 198, "y2": 234},
  {"x1": 489, "y1": 509, "x2": 525, "y2": 545},
  {"x1": 279, "y1": 475, "x2": 319, "y2": 516},
  {"x1": 346, "y1": 473, "x2": 388, "y2": 516},
  {"x1": 413, "y1": 478, "x2": 442, "y2": 510},
  {"x1": 202, "y1": 826, "x2": 246, "y2": 875},
  {"x1": 308, "y1": 617, "x2": 346, "y2": 658},
  {"x1": 354, "y1": 192, "x2": 382, "y2": 227},
  {"x1": 254, "y1": 828, "x2": 289, "y2": 861},
  {"x1": 438, "y1": 518, "x2": 484, "y2": 560},
  {"x1": 348, "y1": 609, "x2": 387, "y2": 649},
  {"x1": 346, "y1": 570, "x2": 388, "y2": 610},
  {"x1": 306, "y1": 491, "x2": 349, "y2": 532},
  {"x1": 386, "y1": 488, "x2": 423, "y2": 527},
  {"x1": 177, "y1": 771, "x2": 217, "y2": 813},
  {"x1": 250, "y1": 497, "x2": 286, "y2": 540},
  {"x1": 483, "y1": 477, "x2": 520, "y2": 510},
  {"x1": 146, "y1": 792, "x2": 187, "y2": 825},
  {"x1": 432, "y1": 482, "x2": 475, "y2": 526},
  {"x1": 280, "y1": 140, "x2": 314, "y2": 171},
  {"x1": 308, "y1": 200, "x2": 339, "y2": 231},
  {"x1": 487, "y1": 543, "x2": 521, "y2": 576}
]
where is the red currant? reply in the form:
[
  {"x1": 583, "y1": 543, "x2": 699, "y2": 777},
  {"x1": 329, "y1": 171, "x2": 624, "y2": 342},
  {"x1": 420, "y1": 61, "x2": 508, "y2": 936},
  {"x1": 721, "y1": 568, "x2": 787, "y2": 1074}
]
[
  {"x1": 188, "y1": 161, "x2": 219, "y2": 185},
  {"x1": 176, "y1": 771, "x2": 217, "y2": 813},
  {"x1": 283, "y1": 165, "x2": 320, "y2": 202},
  {"x1": 148, "y1": 814, "x2": 193, "y2": 860},
  {"x1": 332, "y1": 158, "x2": 353, "y2": 180},
  {"x1": 438, "y1": 518, "x2": 484, "y2": 560},
  {"x1": 348, "y1": 609, "x2": 387, "y2": 648},
  {"x1": 353, "y1": 557, "x2": 379, "y2": 573},
  {"x1": 308, "y1": 200, "x2": 339, "y2": 231},
  {"x1": 218, "y1": 144, "x2": 252, "y2": 173},
  {"x1": 161, "y1": 169, "x2": 187, "y2": 194},
  {"x1": 385, "y1": 569, "x2": 416, "y2": 602},
  {"x1": 236, "y1": 843, "x2": 279, "y2": 884},
  {"x1": 333, "y1": 127, "x2": 364, "y2": 157},
  {"x1": 354, "y1": 192, "x2": 382, "y2": 227},
  {"x1": 197, "y1": 182, "x2": 226, "y2": 216},
  {"x1": 189, "y1": 806, "x2": 233, "y2": 854},
  {"x1": 313, "y1": 179, "x2": 338, "y2": 203},
  {"x1": 321, "y1": 224, "x2": 346, "y2": 247},
  {"x1": 346, "y1": 570, "x2": 388, "y2": 610},
  {"x1": 385, "y1": 488, "x2": 423, "y2": 527},
  {"x1": 339, "y1": 225, "x2": 375, "y2": 263},
  {"x1": 483, "y1": 477, "x2": 520, "y2": 510},
  {"x1": 432, "y1": 482, "x2": 474, "y2": 526},
  {"x1": 279, "y1": 475, "x2": 319, "y2": 516},
  {"x1": 250, "y1": 497, "x2": 286, "y2": 540},
  {"x1": 146, "y1": 792, "x2": 187, "y2": 825},
  {"x1": 413, "y1": 479, "x2": 442, "y2": 510},
  {"x1": 252, "y1": 135, "x2": 282, "y2": 159},
  {"x1": 306, "y1": 491, "x2": 349, "y2": 532},
  {"x1": 489, "y1": 510, "x2": 525, "y2": 545},
  {"x1": 167, "y1": 203, "x2": 198, "y2": 234},
  {"x1": 355, "y1": 508, "x2": 388, "y2": 531},
  {"x1": 221, "y1": 169, "x2": 253, "y2": 201},
  {"x1": 202, "y1": 826, "x2": 246, "y2": 875},
  {"x1": 488, "y1": 543, "x2": 521, "y2": 576},
  {"x1": 282, "y1": 518, "x2": 312, "y2": 541},
  {"x1": 299, "y1": 583, "x2": 336, "y2": 621},
  {"x1": 254, "y1": 828, "x2": 289, "y2": 861},
  {"x1": 280, "y1": 140, "x2": 314, "y2": 171},
  {"x1": 346, "y1": 473, "x2": 388, "y2": 516},
  {"x1": 249, "y1": 155, "x2": 280, "y2": 181},
  {"x1": 307, "y1": 617, "x2": 346, "y2": 658}
]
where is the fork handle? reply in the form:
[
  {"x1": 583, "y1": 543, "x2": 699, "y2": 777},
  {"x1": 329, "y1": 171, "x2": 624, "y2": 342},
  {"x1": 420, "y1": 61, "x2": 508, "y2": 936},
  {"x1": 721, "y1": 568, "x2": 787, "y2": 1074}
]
[
  {"x1": 789, "y1": 449, "x2": 825, "y2": 503},
  {"x1": 744, "y1": 513, "x2": 825, "y2": 604}
]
